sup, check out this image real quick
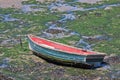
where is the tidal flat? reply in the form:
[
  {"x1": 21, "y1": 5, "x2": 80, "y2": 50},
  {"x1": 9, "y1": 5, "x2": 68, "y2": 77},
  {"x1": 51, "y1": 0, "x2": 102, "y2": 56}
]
[{"x1": 0, "y1": 0, "x2": 120, "y2": 80}]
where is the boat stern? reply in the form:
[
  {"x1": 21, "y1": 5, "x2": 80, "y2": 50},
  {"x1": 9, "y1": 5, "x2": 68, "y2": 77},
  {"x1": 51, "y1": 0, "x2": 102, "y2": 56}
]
[{"x1": 85, "y1": 53, "x2": 106, "y2": 67}]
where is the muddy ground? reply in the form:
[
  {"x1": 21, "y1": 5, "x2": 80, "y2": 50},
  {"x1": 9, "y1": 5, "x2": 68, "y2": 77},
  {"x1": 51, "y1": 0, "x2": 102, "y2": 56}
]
[{"x1": 0, "y1": 51, "x2": 120, "y2": 80}]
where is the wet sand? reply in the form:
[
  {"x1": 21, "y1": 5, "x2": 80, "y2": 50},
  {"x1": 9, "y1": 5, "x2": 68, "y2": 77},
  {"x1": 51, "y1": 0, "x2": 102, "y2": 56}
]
[
  {"x1": 0, "y1": 0, "x2": 28, "y2": 8},
  {"x1": 77, "y1": 0, "x2": 102, "y2": 4},
  {"x1": 36, "y1": 0, "x2": 64, "y2": 3}
]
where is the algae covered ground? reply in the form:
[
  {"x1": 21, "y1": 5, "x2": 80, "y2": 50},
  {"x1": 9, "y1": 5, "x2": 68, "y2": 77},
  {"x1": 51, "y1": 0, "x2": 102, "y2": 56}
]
[{"x1": 0, "y1": 0, "x2": 120, "y2": 80}]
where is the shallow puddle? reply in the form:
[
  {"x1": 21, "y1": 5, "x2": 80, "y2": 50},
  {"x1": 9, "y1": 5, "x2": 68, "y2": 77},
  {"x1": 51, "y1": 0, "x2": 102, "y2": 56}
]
[
  {"x1": 0, "y1": 14, "x2": 19, "y2": 22},
  {"x1": 0, "y1": 58, "x2": 10, "y2": 68},
  {"x1": 49, "y1": 2, "x2": 120, "y2": 12},
  {"x1": 59, "y1": 13, "x2": 76, "y2": 22}
]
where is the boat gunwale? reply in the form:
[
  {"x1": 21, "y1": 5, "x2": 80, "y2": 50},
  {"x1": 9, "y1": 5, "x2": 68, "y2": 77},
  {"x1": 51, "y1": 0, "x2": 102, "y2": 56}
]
[{"x1": 28, "y1": 34, "x2": 106, "y2": 56}]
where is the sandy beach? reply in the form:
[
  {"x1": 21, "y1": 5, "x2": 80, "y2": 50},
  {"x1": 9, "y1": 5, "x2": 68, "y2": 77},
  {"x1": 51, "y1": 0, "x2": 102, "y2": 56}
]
[{"x1": 0, "y1": 0, "x2": 28, "y2": 8}]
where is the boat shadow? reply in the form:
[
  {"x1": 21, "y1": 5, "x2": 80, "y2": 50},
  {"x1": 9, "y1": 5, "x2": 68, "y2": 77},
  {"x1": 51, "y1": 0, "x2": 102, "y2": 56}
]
[{"x1": 32, "y1": 52, "x2": 108, "y2": 69}]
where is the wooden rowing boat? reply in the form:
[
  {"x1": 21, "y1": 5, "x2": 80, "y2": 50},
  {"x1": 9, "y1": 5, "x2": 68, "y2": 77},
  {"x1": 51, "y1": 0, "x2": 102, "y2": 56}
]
[{"x1": 27, "y1": 34, "x2": 106, "y2": 68}]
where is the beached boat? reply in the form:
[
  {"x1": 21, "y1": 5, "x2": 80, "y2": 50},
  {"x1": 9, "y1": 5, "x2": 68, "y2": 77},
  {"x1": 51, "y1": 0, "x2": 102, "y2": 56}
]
[{"x1": 27, "y1": 34, "x2": 106, "y2": 68}]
